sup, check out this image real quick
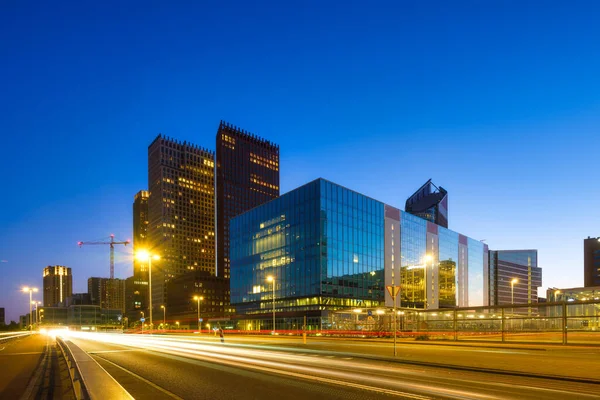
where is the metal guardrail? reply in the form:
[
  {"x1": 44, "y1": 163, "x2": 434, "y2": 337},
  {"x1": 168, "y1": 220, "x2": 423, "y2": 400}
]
[
  {"x1": 0, "y1": 331, "x2": 33, "y2": 341},
  {"x1": 56, "y1": 336, "x2": 90, "y2": 400}
]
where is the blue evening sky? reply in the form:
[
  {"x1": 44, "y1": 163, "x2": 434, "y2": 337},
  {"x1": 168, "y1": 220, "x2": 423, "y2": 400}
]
[{"x1": 1, "y1": 1, "x2": 598, "y2": 322}]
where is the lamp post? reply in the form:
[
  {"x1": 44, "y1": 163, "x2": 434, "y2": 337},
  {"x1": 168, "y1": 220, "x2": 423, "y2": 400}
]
[
  {"x1": 511, "y1": 278, "x2": 519, "y2": 305},
  {"x1": 22, "y1": 287, "x2": 38, "y2": 331},
  {"x1": 194, "y1": 296, "x2": 204, "y2": 332},
  {"x1": 160, "y1": 305, "x2": 166, "y2": 330},
  {"x1": 32, "y1": 301, "x2": 41, "y2": 327},
  {"x1": 266, "y1": 276, "x2": 276, "y2": 333},
  {"x1": 136, "y1": 251, "x2": 160, "y2": 330},
  {"x1": 176, "y1": 321, "x2": 179, "y2": 330}
]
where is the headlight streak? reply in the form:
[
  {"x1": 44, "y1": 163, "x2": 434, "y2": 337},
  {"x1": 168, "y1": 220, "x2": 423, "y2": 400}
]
[{"x1": 65, "y1": 332, "x2": 501, "y2": 400}]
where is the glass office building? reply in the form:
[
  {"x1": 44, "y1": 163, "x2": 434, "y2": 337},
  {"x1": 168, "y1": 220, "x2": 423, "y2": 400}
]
[{"x1": 230, "y1": 179, "x2": 488, "y2": 329}]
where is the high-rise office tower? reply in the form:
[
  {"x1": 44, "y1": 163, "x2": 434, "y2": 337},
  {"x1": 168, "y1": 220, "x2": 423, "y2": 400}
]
[
  {"x1": 43, "y1": 266, "x2": 73, "y2": 307},
  {"x1": 129, "y1": 190, "x2": 150, "y2": 317},
  {"x1": 216, "y1": 121, "x2": 279, "y2": 279},
  {"x1": 133, "y1": 190, "x2": 149, "y2": 281},
  {"x1": 147, "y1": 135, "x2": 215, "y2": 307},
  {"x1": 488, "y1": 250, "x2": 542, "y2": 306},
  {"x1": 405, "y1": 179, "x2": 448, "y2": 228},
  {"x1": 584, "y1": 237, "x2": 600, "y2": 287},
  {"x1": 87, "y1": 277, "x2": 126, "y2": 312}
]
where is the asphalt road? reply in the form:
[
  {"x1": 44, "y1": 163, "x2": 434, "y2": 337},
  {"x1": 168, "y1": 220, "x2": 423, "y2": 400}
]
[
  {"x1": 66, "y1": 332, "x2": 600, "y2": 400},
  {"x1": 181, "y1": 333, "x2": 600, "y2": 381},
  {"x1": 0, "y1": 333, "x2": 47, "y2": 398}
]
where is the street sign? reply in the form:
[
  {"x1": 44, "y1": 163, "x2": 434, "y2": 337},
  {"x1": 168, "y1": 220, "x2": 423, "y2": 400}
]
[
  {"x1": 140, "y1": 318, "x2": 145, "y2": 322},
  {"x1": 386, "y1": 285, "x2": 400, "y2": 298}
]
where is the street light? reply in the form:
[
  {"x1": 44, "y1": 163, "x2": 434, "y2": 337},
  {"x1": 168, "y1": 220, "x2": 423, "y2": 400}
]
[
  {"x1": 136, "y1": 250, "x2": 160, "y2": 329},
  {"x1": 511, "y1": 278, "x2": 519, "y2": 305},
  {"x1": 193, "y1": 296, "x2": 204, "y2": 332},
  {"x1": 160, "y1": 305, "x2": 166, "y2": 329},
  {"x1": 267, "y1": 276, "x2": 275, "y2": 334},
  {"x1": 176, "y1": 321, "x2": 180, "y2": 330},
  {"x1": 22, "y1": 287, "x2": 38, "y2": 331}
]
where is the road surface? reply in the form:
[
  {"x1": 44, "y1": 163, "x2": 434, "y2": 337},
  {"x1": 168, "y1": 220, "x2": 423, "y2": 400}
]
[{"x1": 65, "y1": 332, "x2": 600, "y2": 400}]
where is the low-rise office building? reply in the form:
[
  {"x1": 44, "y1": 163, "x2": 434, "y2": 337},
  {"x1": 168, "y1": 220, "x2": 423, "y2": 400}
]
[{"x1": 230, "y1": 178, "x2": 489, "y2": 330}]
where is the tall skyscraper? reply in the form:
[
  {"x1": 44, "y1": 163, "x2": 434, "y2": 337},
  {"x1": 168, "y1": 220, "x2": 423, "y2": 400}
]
[
  {"x1": 129, "y1": 190, "x2": 150, "y2": 318},
  {"x1": 216, "y1": 121, "x2": 279, "y2": 279},
  {"x1": 147, "y1": 135, "x2": 216, "y2": 308},
  {"x1": 405, "y1": 179, "x2": 448, "y2": 228},
  {"x1": 584, "y1": 237, "x2": 600, "y2": 287},
  {"x1": 133, "y1": 190, "x2": 149, "y2": 280},
  {"x1": 87, "y1": 277, "x2": 126, "y2": 312},
  {"x1": 488, "y1": 250, "x2": 542, "y2": 306},
  {"x1": 43, "y1": 266, "x2": 73, "y2": 307}
]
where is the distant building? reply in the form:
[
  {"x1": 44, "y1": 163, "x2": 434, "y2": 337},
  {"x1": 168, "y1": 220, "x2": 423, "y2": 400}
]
[
  {"x1": 405, "y1": 179, "x2": 448, "y2": 228},
  {"x1": 584, "y1": 237, "x2": 600, "y2": 287},
  {"x1": 216, "y1": 121, "x2": 280, "y2": 279},
  {"x1": 124, "y1": 276, "x2": 147, "y2": 323},
  {"x1": 66, "y1": 293, "x2": 92, "y2": 306},
  {"x1": 489, "y1": 250, "x2": 542, "y2": 305},
  {"x1": 230, "y1": 179, "x2": 488, "y2": 330},
  {"x1": 19, "y1": 314, "x2": 29, "y2": 330},
  {"x1": 546, "y1": 286, "x2": 600, "y2": 302},
  {"x1": 147, "y1": 135, "x2": 216, "y2": 309},
  {"x1": 43, "y1": 266, "x2": 73, "y2": 307},
  {"x1": 39, "y1": 305, "x2": 122, "y2": 329},
  {"x1": 166, "y1": 270, "x2": 233, "y2": 328},
  {"x1": 0, "y1": 307, "x2": 4, "y2": 325},
  {"x1": 87, "y1": 277, "x2": 126, "y2": 312}
]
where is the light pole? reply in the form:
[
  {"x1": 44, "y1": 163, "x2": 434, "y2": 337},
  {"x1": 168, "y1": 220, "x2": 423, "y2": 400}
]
[
  {"x1": 22, "y1": 287, "x2": 38, "y2": 331},
  {"x1": 176, "y1": 321, "x2": 179, "y2": 330},
  {"x1": 267, "y1": 276, "x2": 275, "y2": 333},
  {"x1": 136, "y1": 251, "x2": 160, "y2": 330},
  {"x1": 194, "y1": 296, "x2": 204, "y2": 332},
  {"x1": 511, "y1": 278, "x2": 519, "y2": 305},
  {"x1": 160, "y1": 305, "x2": 166, "y2": 329}
]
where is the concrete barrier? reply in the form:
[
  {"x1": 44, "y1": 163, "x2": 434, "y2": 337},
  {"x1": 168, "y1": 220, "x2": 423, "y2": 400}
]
[{"x1": 56, "y1": 336, "x2": 132, "y2": 400}]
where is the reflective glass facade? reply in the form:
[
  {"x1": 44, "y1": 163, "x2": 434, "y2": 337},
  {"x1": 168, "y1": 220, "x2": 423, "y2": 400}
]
[
  {"x1": 231, "y1": 178, "x2": 489, "y2": 321},
  {"x1": 389, "y1": 215, "x2": 487, "y2": 309},
  {"x1": 230, "y1": 179, "x2": 384, "y2": 318}
]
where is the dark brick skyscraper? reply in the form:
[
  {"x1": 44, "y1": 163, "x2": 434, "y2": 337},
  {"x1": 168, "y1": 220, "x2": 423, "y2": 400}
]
[
  {"x1": 147, "y1": 135, "x2": 215, "y2": 307},
  {"x1": 216, "y1": 121, "x2": 279, "y2": 279}
]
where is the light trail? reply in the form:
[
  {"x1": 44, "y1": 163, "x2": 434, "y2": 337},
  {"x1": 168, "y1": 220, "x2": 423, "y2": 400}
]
[{"x1": 60, "y1": 331, "x2": 548, "y2": 400}]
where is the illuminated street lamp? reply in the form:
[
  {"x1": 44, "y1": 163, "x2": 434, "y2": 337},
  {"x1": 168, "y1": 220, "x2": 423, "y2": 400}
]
[
  {"x1": 267, "y1": 276, "x2": 275, "y2": 333},
  {"x1": 136, "y1": 251, "x2": 160, "y2": 329},
  {"x1": 511, "y1": 278, "x2": 519, "y2": 305},
  {"x1": 176, "y1": 321, "x2": 180, "y2": 330},
  {"x1": 22, "y1": 287, "x2": 38, "y2": 331},
  {"x1": 160, "y1": 305, "x2": 166, "y2": 329},
  {"x1": 193, "y1": 296, "x2": 204, "y2": 332}
]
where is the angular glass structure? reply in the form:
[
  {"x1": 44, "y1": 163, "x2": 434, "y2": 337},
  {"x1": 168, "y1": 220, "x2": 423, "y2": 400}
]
[{"x1": 230, "y1": 178, "x2": 488, "y2": 328}]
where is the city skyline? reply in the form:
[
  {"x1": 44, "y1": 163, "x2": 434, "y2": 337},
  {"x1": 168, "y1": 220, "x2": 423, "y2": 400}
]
[{"x1": 2, "y1": 2, "x2": 599, "y2": 322}]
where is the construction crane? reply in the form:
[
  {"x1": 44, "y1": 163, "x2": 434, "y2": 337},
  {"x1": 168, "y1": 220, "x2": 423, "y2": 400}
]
[{"x1": 78, "y1": 234, "x2": 131, "y2": 279}]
